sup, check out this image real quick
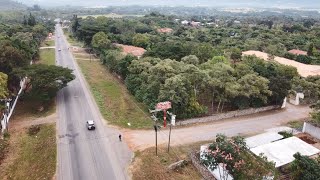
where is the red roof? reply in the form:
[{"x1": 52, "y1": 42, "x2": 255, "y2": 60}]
[
  {"x1": 157, "y1": 28, "x2": 173, "y2": 33},
  {"x1": 288, "y1": 49, "x2": 308, "y2": 56},
  {"x1": 114, "y1": 44, "x2": 146, "y2": 57}
]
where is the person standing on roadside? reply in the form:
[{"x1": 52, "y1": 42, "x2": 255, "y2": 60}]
[{"x1": 119, "y1": 134, "x2": 122, "y2": 142}]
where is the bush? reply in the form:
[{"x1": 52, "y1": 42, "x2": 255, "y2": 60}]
[
  {"x1": 28, "y1": 125, "x2": 41, "y2": 136},
  {"x1": 278, "y1": 131, "x2": 293, "y2": 139}
]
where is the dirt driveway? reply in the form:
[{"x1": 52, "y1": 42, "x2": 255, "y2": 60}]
[{"x1": 123, "y1": 104, "x2": 311, "y2": 151}]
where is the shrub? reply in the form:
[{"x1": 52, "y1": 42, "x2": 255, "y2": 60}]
[{"x1": 28, "y1": 125, "x2": 41, "y2": 136}]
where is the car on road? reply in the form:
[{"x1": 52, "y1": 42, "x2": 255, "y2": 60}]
[
  {"x1": 86, "y1": 120, "x2": 95, "y2": 130},
  {"x1": 58, "y1": 48, "x2": 61, "y2": 51}
]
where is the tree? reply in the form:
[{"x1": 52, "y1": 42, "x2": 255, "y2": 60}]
[
  {"x1": 132, "y1": 33, "x2": 149, "y2": 49},
  {"x1": 291, "y1": 153, "x2": 320, "y2": 180},
  {"x1": 91, "y1": 32, "x2": 111, "y2": 53},
  {"x1": 296, "y1": 55, "x2": 312, "y2": 64},
  {"x1": 202, "y1": 134, "x2": 276, "y2": 180},
  {"x1": 0, "y1": 72, "x2": 9, "y2": 99},
  {"x1": 191, "y1": 43, "x2": 214, "y2": 63},
  {"x1": 181, "y1": 55, "x2": 199, "y2": 65},
  {"x1": 27, "y1": 13, "x2": 36, "y2": 26},
  {"x1": 235, "y1": 73, "x2": 272, "y2": 109},
  {"x1": 14, "y1": 65, "x2": 75, "y2": 102},
  {"x1": 230, "y1": 47, "x2": 242, "y2": 63}
]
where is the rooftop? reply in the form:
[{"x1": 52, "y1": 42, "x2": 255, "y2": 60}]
[
  {"x1": 245, "y1": 132, "x2": 283, "y2": 149},
  {"x1": 250, "y1": 136, "x2": 320, "y2": 167}
]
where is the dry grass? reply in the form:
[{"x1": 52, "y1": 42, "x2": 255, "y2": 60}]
[
  {"x1": 11, "y1": 99, "x2": 56, "y2": 121},
  {"x1": 76, "y1": 58, "x2": 152, "y2": 129},
  {"x1": 41, "y1": 40, "x2": 55, "y2": 47},
  {"x1": 5, "y1": 124, "x2": 56, "y2": 180},
  {"x1": 131, "y1": 142, "x2": 209, "y2": 180}
]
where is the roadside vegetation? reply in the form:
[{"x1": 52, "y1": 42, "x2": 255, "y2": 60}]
[
  {"x1": 39, "y1": 48, "x2": 55, "y2": 65},
  {"x1": 131, "y1": 142, "x2": 205, "y2": 180},
  {"x1": 76, "y1": 54, "x2": 152, "y2": 129},
  {"x1": 41, "y1": 40, "x2": 55, "y2": 47},
  {"x1": 6, "y1": 124, "x2": 56, "y2": 180},
  {"x1": 68, "y1": 13, "x2": 320, "y2": 121}
]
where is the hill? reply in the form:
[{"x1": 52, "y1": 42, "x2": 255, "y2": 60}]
[
  {"x1": 0, "y1": 0, "x2": 26, "y2": 10},
  {"x1": 14, "y1": 0, "x2": 320, "y2": 8}
]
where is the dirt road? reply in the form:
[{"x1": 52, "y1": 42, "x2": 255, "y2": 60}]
[{"x1": 123, "y1": 104, "x2": 311, "y2": 150}]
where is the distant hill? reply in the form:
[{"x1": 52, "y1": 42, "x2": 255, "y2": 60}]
[
  {"x1": 14, "y1": 0, "x2": 320, "y2": 8},
  {"x1": 0, "y1": 0, "x2": 27, "y2": 10}
]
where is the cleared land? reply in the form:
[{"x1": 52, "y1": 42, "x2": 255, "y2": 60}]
[
  {"x1": 39, "y1": 48, "x2": 55, "y2": 65},
  {"x1": 131, "y1": 142, "x2": 204, "y2": 180},
  {"x1": 76, "y1": 57, "x2": 152, "y2": 129},
  {"x1": 5, "y1": 124, "x2": 56, "y2": 180},
  {"x1": 243, "y1": 50, "x2": 320, "y2": 77}
]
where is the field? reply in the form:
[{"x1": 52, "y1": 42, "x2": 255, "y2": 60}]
[
  {"x1": 76, "y1": 57, "x2": 152, "y2": 129},
  {"x1": 39, "y1": 48, "x2": 55, "y2": 65},
  {"x1": 41, "y1": 40, "x2": 55, "y2": 47},
  {"x1": 5, "y1": 124, "x2": 57, "y2": 180}
]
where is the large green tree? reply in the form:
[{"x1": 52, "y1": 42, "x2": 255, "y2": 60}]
[{"x1": 15, "y1": 65, "x2": 75, "y2": 102}]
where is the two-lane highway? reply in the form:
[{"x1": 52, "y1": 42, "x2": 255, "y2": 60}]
[{"x1": 55, "y1": 24, "x2": 132, "y2": 180}]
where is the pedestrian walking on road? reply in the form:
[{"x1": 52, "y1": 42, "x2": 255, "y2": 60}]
[{"x1": 119, "y1": 134, "x2": 122, "y2": 142}]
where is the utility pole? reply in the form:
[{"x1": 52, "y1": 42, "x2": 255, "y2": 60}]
[
  {"x1": 154, "y1": 125, "x2": 158, "y2": 156},
  {"x1": 167, "y1": 111, "x2": 176, "y2": 153},
  {"x1": 150, "y1": 113, "x2": 160, "y2": 156}
]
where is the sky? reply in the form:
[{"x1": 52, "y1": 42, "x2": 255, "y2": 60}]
[{"x1": 15, "y1": 0, "x2": 320, "y2": 8}]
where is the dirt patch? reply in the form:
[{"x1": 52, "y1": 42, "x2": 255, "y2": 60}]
[
  {"x1": 243, "y1": 50, "x2": 320, "y2": 77},
  {"x1": 296, "y1": 133, "x2": 319, "y2": 144}
]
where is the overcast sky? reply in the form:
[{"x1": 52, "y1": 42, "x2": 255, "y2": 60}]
[{"x1": 16, "y1": 0, "x2": 320, "y2": 8}]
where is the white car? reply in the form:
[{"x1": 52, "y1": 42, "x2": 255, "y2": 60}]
[
  {"x1": 58, "y1": 48, "x2": 61, "y2": 51},
  {"x1": 86, "y1": 120, "x2": 95, "y2": 130}
]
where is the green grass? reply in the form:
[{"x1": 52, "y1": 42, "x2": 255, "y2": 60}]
[
  {"x1": 12, "y1": 99, "x2": 56, "y2": 121},
  {"x1": 39, "y1": 49, "x2": 55, "y2": 65},
  {"x1": 41, "y1": 40, "x2": 55, "y2": 47},
  {"x1": 7, "y1": 124, "x2": 56, "y2": 180},
  {"x1": 287, "y1": 120, "x2": 304, "y2": 130},
  {"x1": 77, "y1": 59, "x2": 152, "y2": 129},
  {"x1": 63, "y1": 29, "x2": 84, "y2": 47}
]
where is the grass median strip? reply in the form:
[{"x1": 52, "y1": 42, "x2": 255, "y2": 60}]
[
  {"x1": 76, "y1": 58, "x2": 152, "y2": 129},
  {"x1": 6, "y1": 124, "x2": 56, "y2": 180}
]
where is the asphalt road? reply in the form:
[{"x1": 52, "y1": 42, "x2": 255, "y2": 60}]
[{"x1": 55, "y1": 24, "x2": 132, "y2": 180}]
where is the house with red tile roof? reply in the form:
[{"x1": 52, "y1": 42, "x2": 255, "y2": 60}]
[
  {"x1": 114, "y1": 43, "x2": 146, "y2": 58},
  {"x1": 288, "y1": 49, "x2": 308, "y2": 56}
]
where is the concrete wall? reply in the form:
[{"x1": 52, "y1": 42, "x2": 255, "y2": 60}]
[
  {"x1": 177, "y1": 105, "x2": 280, "y2": 126},
  {"x1": 303, "y1": 122, "x2": 320, "y2": 139},
  {"x1": 189, "y1": 151, "x2": 216, "y2": 180}
]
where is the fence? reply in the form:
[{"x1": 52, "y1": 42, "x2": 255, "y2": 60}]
[
  {"x1": 302, "y1": 122, "x2": 320, "y2": 139},
  {"x1": 189, "y1": 151, "x2": 216, "y2": 180},
  {"x1": 177, "y1": 105, "x2": 280, "y2": 126}
]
